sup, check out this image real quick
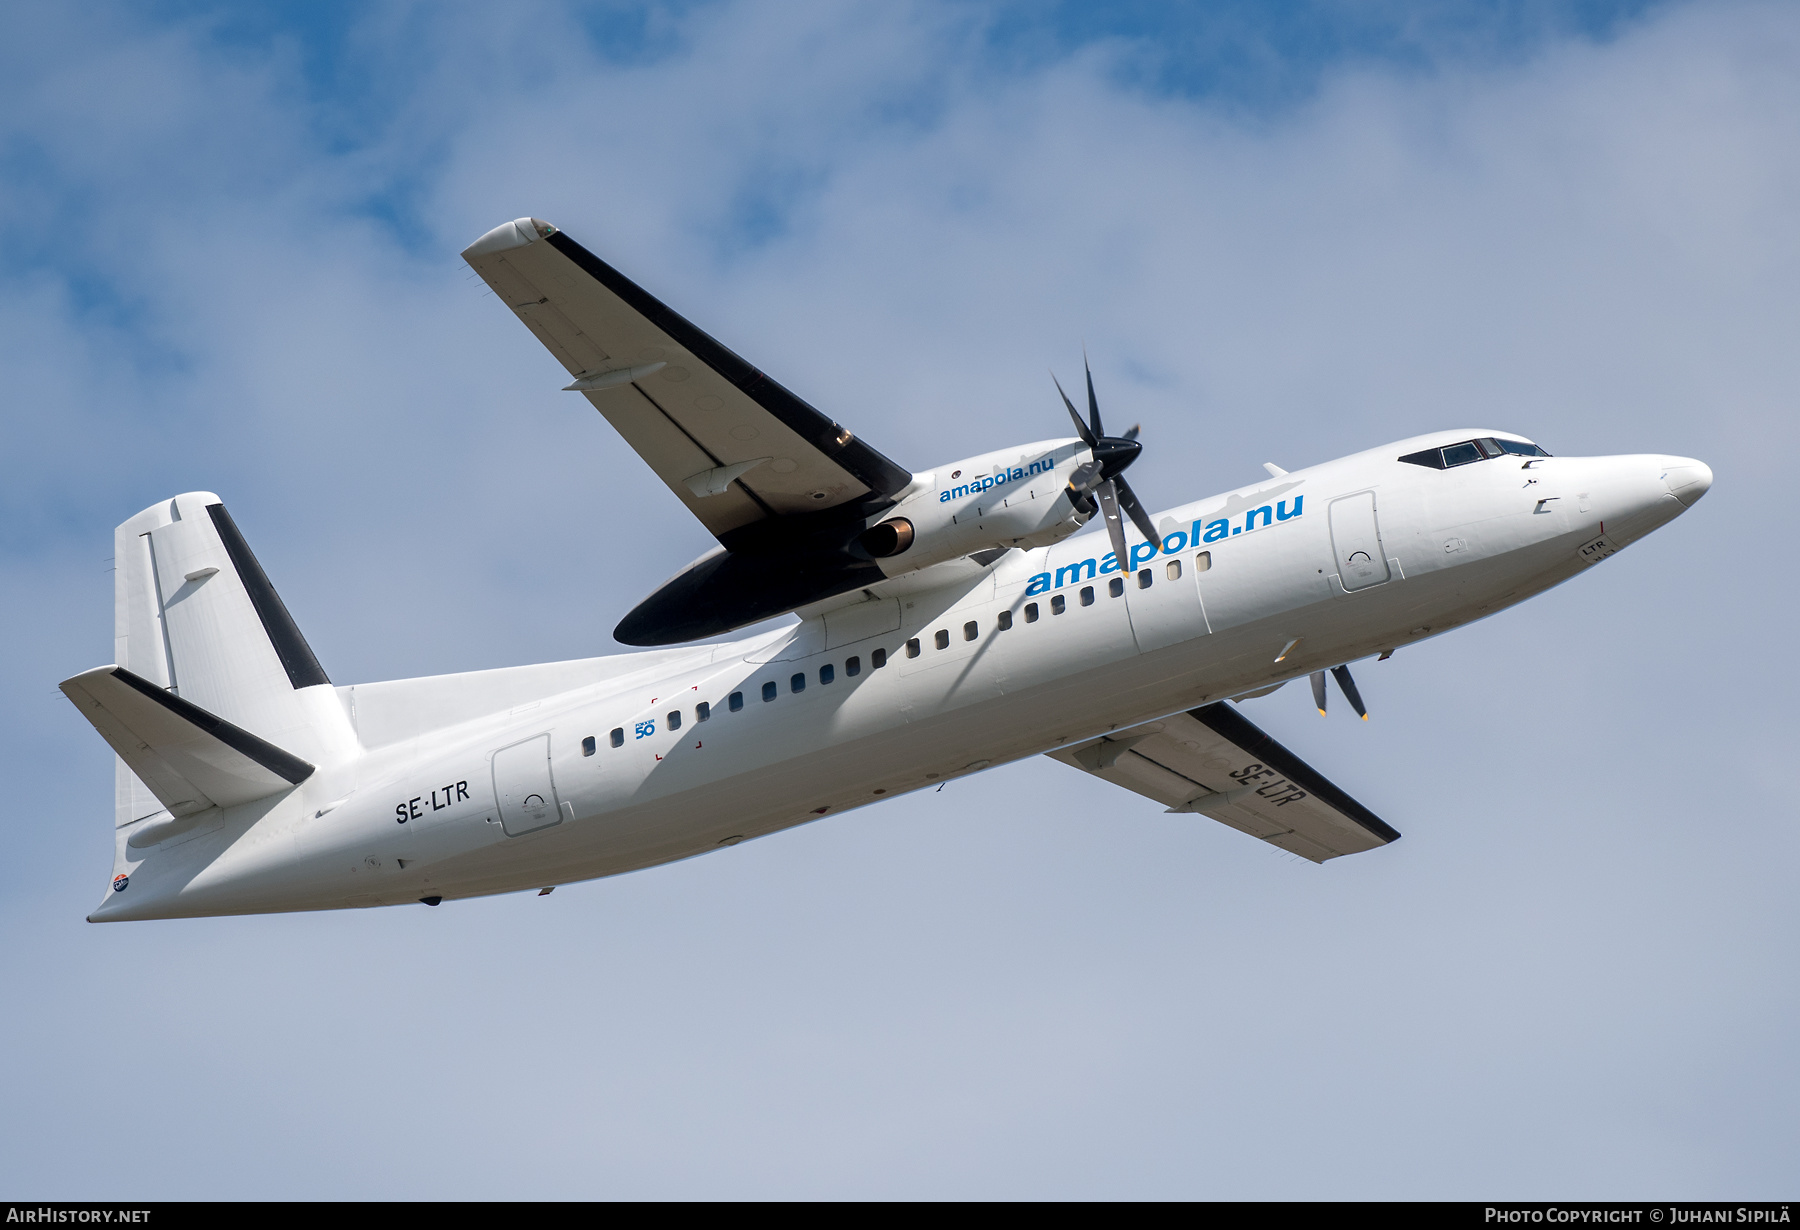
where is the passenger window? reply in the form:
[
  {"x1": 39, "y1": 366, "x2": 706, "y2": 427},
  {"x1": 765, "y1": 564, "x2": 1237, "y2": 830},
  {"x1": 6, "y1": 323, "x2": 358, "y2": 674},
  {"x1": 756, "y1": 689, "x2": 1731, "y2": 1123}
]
[
  {"x1": 790, "y1": 673, "x2": 805, "y2": 693},
  {"x1": 935, "y1": 629, "x2": 950, "y2": 650},
  {"x1": 997, "y1": 610, "x2": 1013, "y2": 631},
  {"x1": 668, "y1": 710, "x2": 682, "y2": 731},
  {"x1": 872, "y1": 648, "x2": 887, "y2": 668},
  {"x1": 1024, "y1": 603, "x2": 1039, "y2": 623},
  {"x1": 729, "y1": 691, "x2": 744, "y2": 712},
  {"x1": 1441, "y1": 441, "x2": 1483, "y2": 467},
  {"x1": 763, "y1": 681, "x2": 778, "y2": 702},
  {"x1": 582, "y1": 736, "x2": 596, "y2": 756},
  {"x1": 846, "y1": 656, "x2": 861, "y2": 676},
  {"x1": 1080, "y1": 586, "x2": 1094, "y2": 606},
  {"x1": 1137, "y1": 569, "x2": 1152, "y2": 589},
  {"x1": 820, "y1": 663, "x2": 835, "y2": 685},
  {"x1": 610, "y1": 728, "x2": 624, "y2": 748},
  {"x1": 696, "y1": 701, "x2": 711, "y2": 722},
  {"x1": 1195, "y1": 551, "x2": 1211, "y2": 572},
  {"x1": 963, "y1": 621, "x2": 978, "y2": 641},
  {"x1": 1109, "y1": 577, "x2": 1124, "y2": 598},
  {"x1": 1051, "y1": 594, "x2": 1066, "y2": 615},
  {"x1": 906, "y1": 638, "x2": 921, "y2": 658},
  {"x1": 1166, "y1": 559, "x2": 1181, "y2": 580}
]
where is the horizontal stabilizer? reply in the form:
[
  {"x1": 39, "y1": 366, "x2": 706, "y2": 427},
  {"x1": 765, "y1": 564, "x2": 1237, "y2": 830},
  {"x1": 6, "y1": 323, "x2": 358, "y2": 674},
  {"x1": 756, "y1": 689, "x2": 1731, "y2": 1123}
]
[
  {"x1": 61, "y1": 666, "x2": 314, "y2": 818},
  {"x1": 1050, "y1": 702, "x2": 1398, "y2": 863}
]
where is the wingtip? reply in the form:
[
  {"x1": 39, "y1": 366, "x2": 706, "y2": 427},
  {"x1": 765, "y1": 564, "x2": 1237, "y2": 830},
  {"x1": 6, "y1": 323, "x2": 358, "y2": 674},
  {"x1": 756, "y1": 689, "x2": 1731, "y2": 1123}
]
[
  {"x1": 462, "y1": 216, "x2": 554, "y2": 260},
  {"x1": 59, "y1": 664, "x2": 119, "y2": 692}
]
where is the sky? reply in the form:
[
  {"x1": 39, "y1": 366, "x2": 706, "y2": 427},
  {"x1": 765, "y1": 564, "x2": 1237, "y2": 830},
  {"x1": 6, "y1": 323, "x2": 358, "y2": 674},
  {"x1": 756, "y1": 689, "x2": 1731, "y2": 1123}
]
[{"x1": 1, "y1": 0, "x2": 1794, "y2": 1200}]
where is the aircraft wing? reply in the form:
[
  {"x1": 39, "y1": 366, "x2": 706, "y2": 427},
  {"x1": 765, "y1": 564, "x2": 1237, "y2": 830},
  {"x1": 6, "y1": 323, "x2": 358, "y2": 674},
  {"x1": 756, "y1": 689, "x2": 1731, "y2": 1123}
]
[
  {"x1": 1048, "y1": 702, "x2": 1399, "y2": 863},
  {"x1": 461, "y1": 218, "x2": 914, "y2": 544}
]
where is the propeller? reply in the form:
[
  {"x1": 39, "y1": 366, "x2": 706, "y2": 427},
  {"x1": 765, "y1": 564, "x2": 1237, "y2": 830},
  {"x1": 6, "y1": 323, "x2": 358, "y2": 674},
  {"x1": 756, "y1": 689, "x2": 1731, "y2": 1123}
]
[
  {"x1": 1310, "y1": 664, "x2": 1369, "y2": 720},
  {"x1": 1052, "y1": 356, "x2": 1158, "y2": 580}
]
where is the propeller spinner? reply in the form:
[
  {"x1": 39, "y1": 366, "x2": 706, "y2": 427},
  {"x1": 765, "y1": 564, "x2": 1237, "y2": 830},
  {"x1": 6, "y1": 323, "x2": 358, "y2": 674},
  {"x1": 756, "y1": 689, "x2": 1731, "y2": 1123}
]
[{"x1": 1052, "y1": 358, "x2": 1158, "y2": 581}]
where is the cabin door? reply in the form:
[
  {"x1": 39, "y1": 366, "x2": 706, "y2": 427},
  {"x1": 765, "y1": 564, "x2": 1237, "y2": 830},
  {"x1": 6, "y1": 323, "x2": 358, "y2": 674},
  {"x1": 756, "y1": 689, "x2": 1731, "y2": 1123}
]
[
  {"x1": 492, "y1": 734, "x2": 562, "y2": 836},
  {"x1": 1126, "y1": 554, "x2": 1212, "y2": 653},
  {"x1": 1329, "y1": 492, "x2": 1392, "y2": 592}
]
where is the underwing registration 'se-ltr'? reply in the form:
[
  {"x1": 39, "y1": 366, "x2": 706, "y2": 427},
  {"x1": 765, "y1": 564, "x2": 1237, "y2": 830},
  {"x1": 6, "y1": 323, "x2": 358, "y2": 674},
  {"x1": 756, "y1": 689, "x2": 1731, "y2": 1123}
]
[{"x1": 64, "y1": 217, "x2": 1714, "y2": 921}]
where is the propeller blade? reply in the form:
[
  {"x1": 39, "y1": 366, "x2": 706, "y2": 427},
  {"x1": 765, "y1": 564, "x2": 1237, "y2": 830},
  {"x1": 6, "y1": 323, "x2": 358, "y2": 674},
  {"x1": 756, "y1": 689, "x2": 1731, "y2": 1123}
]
[
  {"x1": 1122, "y1": 423, "x2": 1140, "y2": 441},
  {"x1": 1114, "y1": 476, "x2": 1161, "y2": 550},
  {"x1": 1052, "y1": 373, "x2": 1095, "y2": 447},
  {"x1": 1095, "y1": 479, "x2": 1132, "y2": 584},
  {"x1": 1083, "y1": 354, "x2": 1105, "y2": 440},
  {"x1": 1330, "y1": 664, "x2": 1368, "y2": 720},
  {"x1": 1310, "y1": 670, "x2": 1328, "y2": 716}
]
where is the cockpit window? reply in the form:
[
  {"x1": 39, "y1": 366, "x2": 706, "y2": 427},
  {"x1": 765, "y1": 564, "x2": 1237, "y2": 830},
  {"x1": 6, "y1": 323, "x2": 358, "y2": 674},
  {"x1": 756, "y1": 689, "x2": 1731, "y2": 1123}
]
[
  {"x1": 1495, "y1": 438, "x2": 1550, "y2": 458},
  {"x1": 1400, "y1": 437, "x2": 1551, "y2": 469}
]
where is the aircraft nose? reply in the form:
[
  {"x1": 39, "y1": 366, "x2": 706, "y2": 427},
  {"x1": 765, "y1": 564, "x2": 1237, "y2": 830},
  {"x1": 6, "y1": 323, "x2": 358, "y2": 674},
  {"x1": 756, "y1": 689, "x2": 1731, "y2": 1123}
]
[{"x1": 1661, "y1": 458, "x2": 1713, "y2": 507}]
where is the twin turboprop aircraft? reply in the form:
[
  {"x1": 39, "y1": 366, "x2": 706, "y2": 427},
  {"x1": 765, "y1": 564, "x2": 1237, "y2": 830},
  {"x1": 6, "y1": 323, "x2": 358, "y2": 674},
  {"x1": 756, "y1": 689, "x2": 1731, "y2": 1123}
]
[{"x1": 62, "y1": 217, "x2": 1714, "y2": 921}]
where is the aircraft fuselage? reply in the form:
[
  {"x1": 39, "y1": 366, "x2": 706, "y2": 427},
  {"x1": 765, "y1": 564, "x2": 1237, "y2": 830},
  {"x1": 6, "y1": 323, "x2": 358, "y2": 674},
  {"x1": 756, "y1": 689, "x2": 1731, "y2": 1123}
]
[{"x1": 89, "y1": 431, "x2": 1708, "y2": 920}]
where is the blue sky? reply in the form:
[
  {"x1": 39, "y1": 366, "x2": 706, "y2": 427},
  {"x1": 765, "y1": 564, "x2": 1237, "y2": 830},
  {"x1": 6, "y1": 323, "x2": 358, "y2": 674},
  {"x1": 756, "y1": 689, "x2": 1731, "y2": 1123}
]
[
  {"x1": 1, "y1": 0, "x2": 1795, "y2": 1198},
  {"x1": 162, "y1": 0, "x2": 1674, "y2": 107},
  {"x1": 82, "y1": 0, "x2": 1676, "y2": 253}
]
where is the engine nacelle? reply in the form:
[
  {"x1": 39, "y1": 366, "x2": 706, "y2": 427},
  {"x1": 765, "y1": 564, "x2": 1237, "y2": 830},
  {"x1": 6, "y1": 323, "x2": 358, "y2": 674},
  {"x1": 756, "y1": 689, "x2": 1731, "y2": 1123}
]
[
  {"x1": 617, "y1": 437, "x2": 1100, "y2": 644},
  {"x1": 857, "y1": 439, "x2": 1094, "y2": 577}
]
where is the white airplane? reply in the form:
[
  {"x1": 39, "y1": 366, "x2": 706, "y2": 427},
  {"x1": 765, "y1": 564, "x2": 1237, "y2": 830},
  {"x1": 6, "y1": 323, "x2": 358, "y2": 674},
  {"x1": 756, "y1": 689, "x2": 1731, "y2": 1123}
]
[{"x1": 63, "y1": 217, "x2": 1713, "y2": 921}]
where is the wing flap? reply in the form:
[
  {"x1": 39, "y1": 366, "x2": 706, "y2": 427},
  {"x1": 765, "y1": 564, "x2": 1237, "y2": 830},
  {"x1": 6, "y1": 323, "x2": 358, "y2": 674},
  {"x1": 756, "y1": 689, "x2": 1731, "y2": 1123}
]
[
  {"x1": 61, "y1": 666, "x2": 314, "y2": 817},
  {"x1": 1049, "y1": 702, "x2": 1398, "y2": 863},
  {"x1": 599, "y1": 381, "x2": 767, "y2": 529},
  {"x1": 462, "y1": 219, "x2": 913, "y2": 541}
]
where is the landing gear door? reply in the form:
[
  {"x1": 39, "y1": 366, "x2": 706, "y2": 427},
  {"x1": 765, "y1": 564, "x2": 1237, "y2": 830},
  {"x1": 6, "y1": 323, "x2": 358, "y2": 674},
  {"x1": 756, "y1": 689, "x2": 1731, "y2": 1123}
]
[
  {"x1": 1329, "y1": 492, "x2": 1392, "y2": 592},
  {"x1": 493, "y1": 734, "x2": 561, "y2": 836}
]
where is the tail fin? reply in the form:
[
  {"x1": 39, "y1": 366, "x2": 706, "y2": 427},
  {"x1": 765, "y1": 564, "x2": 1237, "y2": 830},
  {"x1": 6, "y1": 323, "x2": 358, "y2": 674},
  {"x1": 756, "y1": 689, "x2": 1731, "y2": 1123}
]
[{"x1": 103, "y1": 493, "x2": 355, "y2": 830}]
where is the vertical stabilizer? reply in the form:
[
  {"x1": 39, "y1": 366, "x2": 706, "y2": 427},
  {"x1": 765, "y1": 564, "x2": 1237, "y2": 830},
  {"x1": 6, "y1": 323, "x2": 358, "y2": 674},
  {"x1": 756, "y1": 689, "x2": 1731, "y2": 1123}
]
[{"x1": 110, "y1": 493, "x2": 355, "y2": 830}]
